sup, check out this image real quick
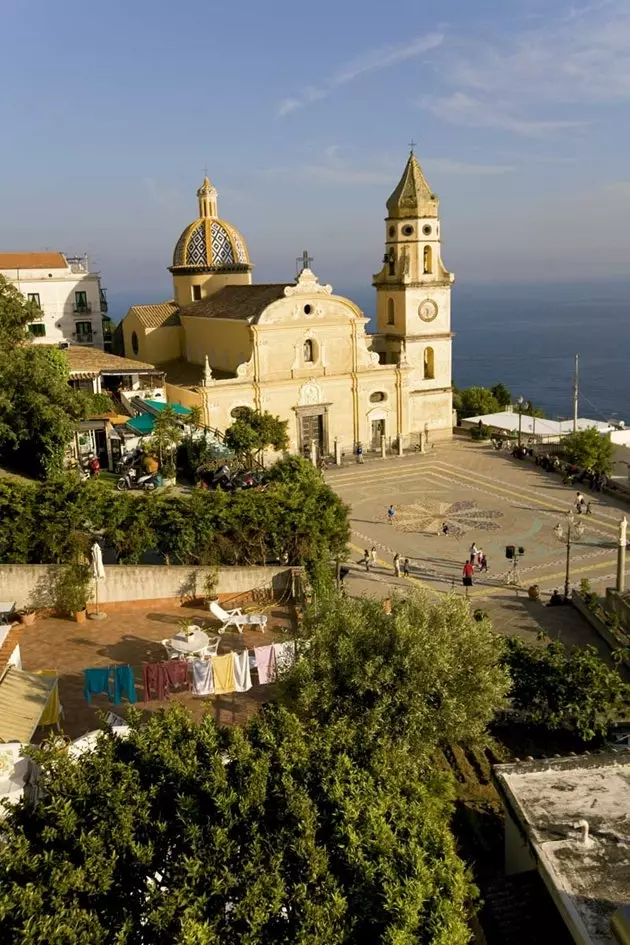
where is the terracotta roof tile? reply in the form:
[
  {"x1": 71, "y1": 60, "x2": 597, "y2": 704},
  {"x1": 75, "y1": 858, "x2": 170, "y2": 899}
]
[
  {"x1": 0, "y1": 252, "x2": 67, "y2": 270},
  {"x1": 128, "y1": 301, "x2": 180, "y2": 329},
  {"x1": 178, "y1": 284, "x2": 288, "y2": 323}
]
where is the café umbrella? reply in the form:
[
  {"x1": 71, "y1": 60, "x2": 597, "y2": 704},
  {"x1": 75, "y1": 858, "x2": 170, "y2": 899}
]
[{"x1": 90, "y1": 541, "x2": 107, "y2": 621}]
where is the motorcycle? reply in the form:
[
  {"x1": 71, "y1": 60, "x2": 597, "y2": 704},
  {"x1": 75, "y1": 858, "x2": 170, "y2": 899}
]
[
  {"x1": 197, "y1": 464, "x2": 235, "y2": 491},
  {"x1": 116, "y1": 467, "x2": 158, "y2": 492}
]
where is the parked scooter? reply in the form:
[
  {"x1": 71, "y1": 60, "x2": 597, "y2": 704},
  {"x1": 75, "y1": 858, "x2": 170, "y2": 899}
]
[{"x1": 116, "y1": 467, "x2": 158, "y2": 492}]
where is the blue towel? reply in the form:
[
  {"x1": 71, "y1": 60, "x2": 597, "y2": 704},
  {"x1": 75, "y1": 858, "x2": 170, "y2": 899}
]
[
  {"x1": 112, "y1": 664, "x2": 137, "y2": 706},
  {"x1": 83, "y1": 667, "x2": 112, "y2": 704}
]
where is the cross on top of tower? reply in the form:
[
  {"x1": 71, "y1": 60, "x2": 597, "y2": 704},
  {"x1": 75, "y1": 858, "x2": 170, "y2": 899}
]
[
  {"x1": 408, "y1": 139, "x2": 417, "y2": 154},
  {"x1": 296, "y1": 249, "x2": 313, "y2": 276}
]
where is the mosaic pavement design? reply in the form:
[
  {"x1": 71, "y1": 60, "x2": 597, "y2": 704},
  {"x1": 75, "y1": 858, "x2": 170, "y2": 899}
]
[{"x1": 394, "y1": 498, "x2": 503, "y2": 538}]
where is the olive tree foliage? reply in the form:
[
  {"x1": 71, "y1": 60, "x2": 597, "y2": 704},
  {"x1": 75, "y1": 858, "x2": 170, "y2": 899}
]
[
  {"x1": 280, "y1": 591, "x2": 510, "y2": 759},
  {"x1": 0, "y1": 705, "x2": 472, "y2": 945},
  {"x1": 0, "y1": 274, "x2": 105, "y2": 477},
  {"x1": 562, "y1": 427, "x2": 614, "y2": 474}
]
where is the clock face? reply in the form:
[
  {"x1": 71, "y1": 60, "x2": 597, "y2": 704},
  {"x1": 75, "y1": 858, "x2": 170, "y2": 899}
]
[{"x1": 418, "y1": 299, "x2": 438, "y2": 322}]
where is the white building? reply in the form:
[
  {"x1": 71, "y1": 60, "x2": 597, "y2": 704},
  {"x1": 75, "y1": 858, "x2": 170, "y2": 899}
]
[{"x1": 0, "y1": 252, "x2": 108, "y2": 348}]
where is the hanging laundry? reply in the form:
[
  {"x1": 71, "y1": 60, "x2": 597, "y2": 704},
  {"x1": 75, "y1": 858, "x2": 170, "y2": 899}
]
[
  {"x1": 191, "y1": 658, "x2": 214, "y2": 696},
  {"x1": 142, "y1": 663, "x2": 169, "y2": 701},
  {"x1": 164, "y1": 660, "x2": 189, "y2": 691},
  {"x1": 112, "y1": 664, "x2": 137, "y2": 706},
  {"x1": 272, "y1": 641, "x2": 296, "y2": 679},
  {"x1": 83, "y1": 667, "x2": 112, "y2": 704},
  {"x1": 254, "y1": 645, "x2": 276, "y2": 685},
  {"x1": 232, "y1": 650, "x2": 252, "y2": 693},
  {"x1": 211, "y1": 653, "x2": 235, "y2": 695}
]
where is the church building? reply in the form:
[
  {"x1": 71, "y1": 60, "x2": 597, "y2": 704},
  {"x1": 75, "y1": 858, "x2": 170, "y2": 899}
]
[{"x1": 121, "y1": 152, "x2": 454, "y2": 455}]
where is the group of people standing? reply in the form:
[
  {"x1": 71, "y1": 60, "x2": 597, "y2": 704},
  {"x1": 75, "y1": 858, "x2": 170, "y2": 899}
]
[
  {"x1": 462, "y1": 542, "x2": 488, "y2": 595},
  {"x1": 359, "y1": 546, "x2": 411, "y2": 578}
]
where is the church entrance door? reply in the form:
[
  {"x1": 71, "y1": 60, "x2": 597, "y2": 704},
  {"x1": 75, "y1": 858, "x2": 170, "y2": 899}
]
[
  {"x1": 301, "y1": 413, "x2": 324, "y2": 457},
  {"x1": 371, "y1": 419, "x2": 386, "y2": 450}
]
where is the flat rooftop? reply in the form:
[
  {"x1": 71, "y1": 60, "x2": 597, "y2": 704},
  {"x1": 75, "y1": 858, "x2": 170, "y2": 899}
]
[{"x1": 495, "y1": 752, "x2": 630, "y2": 944}]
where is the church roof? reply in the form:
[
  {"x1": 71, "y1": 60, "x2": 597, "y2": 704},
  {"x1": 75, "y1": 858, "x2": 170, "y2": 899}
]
[
  {"x1": 386, "y1": 152, "x2": 438, "y2": 219},
  {"x1": 170, "y1": 177, "x2": 251, "y2": 273},
  {"x1": 178, "y1": 284, "x2": 288, "y2": 323},
  {"x1": 171, "y1": 218, "x2": 251, "y2": 270},
  {"x1": 128, "y1": 300, "x2": 181, "y2": 329}
]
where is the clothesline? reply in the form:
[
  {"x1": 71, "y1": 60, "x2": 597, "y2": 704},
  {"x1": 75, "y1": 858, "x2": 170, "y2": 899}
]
[{"x1": 83, "y1": 640, "x2": 299, "y2": 706}]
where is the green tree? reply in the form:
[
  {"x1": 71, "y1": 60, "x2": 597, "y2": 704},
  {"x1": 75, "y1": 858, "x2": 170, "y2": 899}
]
[
  {"x1": 0, "y1": 273, "x2": 34, "y2": 351},
  {"x1": 148, "y1": 405, "x2": 182, "y2": 477},
  {"x1": 0, "y1": 705, "x2": 472, "y2": 944},
  {"x1": 224, "y1": 408, "x2": 289, "y2": 465},
  {"x1": 562, "y1": 427, "x2": 614, "y2": 474},
  {"x1": 503, "y1": 637, "x2": 630, "y2": 741},
  {"x1": 280, "y1": 591, "x2": 509, "y2": 759},
  {"x1": 458, "y1": 387, "x2": 501, "y2": 420},
  {"x1": 490, "y1": 383, "x2": 512, "y2": 408}
]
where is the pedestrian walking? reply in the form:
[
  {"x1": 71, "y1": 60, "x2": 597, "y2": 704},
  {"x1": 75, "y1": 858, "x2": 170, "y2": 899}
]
[
  {"x1": 479, "y1": 551, "x2": 488, "y2": 572},
  {"x1": 576, "y1": 491, "x2": 585, "y2": 513},
  {"x1": 462, "y1": 560, "x2": 474, "y2": 596},
  {"x1": 359, "y1": 549, "x2": 371, "y2": 572},
  {"x1": 356, "y1": 442, "x2": 364, "y2": 464},
  {"x1": 585, "y1": 501, "x2": 592, "y2": 515},
  {"x1": 441, "y1": 522, "x2": 449, "y2": 536},
  {"x1": 403, "y1": 557, "x2": 410, "y2": 577},
  {"x1": 476, "y1": 547, "x2": 484, "y2": 570},
  {"x1": 370, "y1": 546, "x2": 377, "y2": 566},
  {"x1": 387, "y1": 505, "x2": 396, "y2": 525},
  {"x1": 393, "y1": 553, "x2": 401, "y2": 577},
  {"x1": 469, "y1": 542, "x2": 479, "y2": 565}
]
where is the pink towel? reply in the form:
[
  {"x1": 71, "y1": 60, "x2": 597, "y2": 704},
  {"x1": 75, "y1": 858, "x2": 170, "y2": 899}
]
[{"x1": 255, "y1": 645, "x2": 276, "y2": 684}]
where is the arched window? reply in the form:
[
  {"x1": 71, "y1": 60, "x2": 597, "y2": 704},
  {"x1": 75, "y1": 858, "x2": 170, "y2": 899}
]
[
  {"x1": 303, "y1": 339, "x2": 314, "y2": 363},
  {"x1": 131, "y1": 331, "x2": 139, "y2": 356},
  {"x1": 423, "y1": 347, "x2": 435, "y2": 380},
  {"x1": 423, "y1": 245, "x2": 433, "y2": 274},
  {"x1": 388, "y1": 249, "x2": 395, "y2": 276},
  {"x1": 387, "y1": 298, "x2": 395, "y2": 325}
]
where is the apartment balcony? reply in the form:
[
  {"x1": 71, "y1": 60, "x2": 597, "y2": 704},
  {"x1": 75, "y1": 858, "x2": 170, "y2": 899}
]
[
  {"x1": 73, "y1": 303, "x2": 92, "y2": 314},
  {"x1": 100, "y1": 288, "x2": 108, "y2": 313},
  {"x1": 72, "y1": 333, "x2": 94, "y2": 345}
]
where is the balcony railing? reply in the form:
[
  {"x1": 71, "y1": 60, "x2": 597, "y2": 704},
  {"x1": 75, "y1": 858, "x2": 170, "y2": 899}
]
[
  {"x1": 72, "y1": 333, "x2": 94, "y2": 344},
  {"x1": 100, "y1": 300, "x2": 108, "y2": 313},
  {"x1": 73, "y1": 303, "x2": 92, "y2": 314}
]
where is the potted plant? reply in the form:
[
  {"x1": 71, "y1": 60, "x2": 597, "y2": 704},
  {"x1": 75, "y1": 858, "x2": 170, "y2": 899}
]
[
  {"x1": 54, "y1": 564, "x2": 91, "y2": 623},
  {"x1": 203, "y1": 566, "x2": 219, "y2": 609},
  {"x1": 18, "y1": 608, "x2": 36, "y2": 626},
  {"x1": 177, "y1": 618, "x2": 194, "y2": 638}
]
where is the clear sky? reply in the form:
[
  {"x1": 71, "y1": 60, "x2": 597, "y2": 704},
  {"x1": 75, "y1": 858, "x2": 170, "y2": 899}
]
[{"x1": 1, "y1": 0, "x2": 629, "y2": 300}]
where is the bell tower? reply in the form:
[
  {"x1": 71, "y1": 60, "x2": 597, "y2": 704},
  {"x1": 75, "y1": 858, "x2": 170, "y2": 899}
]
[{"x1": 372, "y1": 150, "x2": 455, "y2": 440}]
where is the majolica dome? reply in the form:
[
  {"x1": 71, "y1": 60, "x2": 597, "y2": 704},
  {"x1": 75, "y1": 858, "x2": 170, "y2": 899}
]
[{"x1": 170, "y1": 177, "x2": 251, "y2": 272}]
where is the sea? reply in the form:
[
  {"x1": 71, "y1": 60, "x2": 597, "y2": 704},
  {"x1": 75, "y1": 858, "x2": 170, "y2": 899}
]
[{"x1": 108, "y1": 279, "x2": 630, "y2": 424}]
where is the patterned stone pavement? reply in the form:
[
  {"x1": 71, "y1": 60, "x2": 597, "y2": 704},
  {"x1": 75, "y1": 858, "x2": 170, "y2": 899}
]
[{"x1": 327, "y1": 441, "x2": 630, "y2": 601}]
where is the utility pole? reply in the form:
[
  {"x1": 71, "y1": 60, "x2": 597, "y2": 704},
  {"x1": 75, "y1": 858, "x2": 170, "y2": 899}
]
[{"x1": 573, "y1": 353, "x2": 579, "y2": 433}]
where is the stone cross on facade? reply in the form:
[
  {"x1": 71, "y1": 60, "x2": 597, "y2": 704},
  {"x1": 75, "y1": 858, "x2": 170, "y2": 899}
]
[{"x1": 296, "y1": 250, "x2": 313, "y2": 276}]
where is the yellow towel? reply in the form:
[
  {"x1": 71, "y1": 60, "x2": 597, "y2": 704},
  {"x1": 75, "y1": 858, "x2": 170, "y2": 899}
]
[
  {"x1": 35, "y1": 671, "x2": 61, "y2": 726},
  {"x1": 211, "y1": 654, "x2": 235, "y2": 695}
]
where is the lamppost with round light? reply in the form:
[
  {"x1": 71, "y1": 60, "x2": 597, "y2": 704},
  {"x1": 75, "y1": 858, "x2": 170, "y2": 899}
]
[{"x1": 554, "y1": 511, "x2": 585, "y2": 600}]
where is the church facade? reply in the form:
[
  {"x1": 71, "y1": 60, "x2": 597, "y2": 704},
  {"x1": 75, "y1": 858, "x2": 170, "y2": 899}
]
[{"x1": 121, "y1": 153, "x2": 454, "y2": 456}]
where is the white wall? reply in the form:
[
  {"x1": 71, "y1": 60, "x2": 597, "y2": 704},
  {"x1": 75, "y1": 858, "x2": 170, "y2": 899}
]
[{"x1": 0, "y1": 262, "x2": 105, "y2": 348}]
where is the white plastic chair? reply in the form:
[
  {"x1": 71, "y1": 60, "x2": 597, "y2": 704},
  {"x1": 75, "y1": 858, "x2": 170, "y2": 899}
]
[
  {"x1": 209, "y1": 600, "x2": 267, "y2": 634},
  {"x1": 200, "y1": 636, "x2": 220, "y2": 658},
  {"x1": 160, "y1": 638, "x2": 179, "y2": 660}
]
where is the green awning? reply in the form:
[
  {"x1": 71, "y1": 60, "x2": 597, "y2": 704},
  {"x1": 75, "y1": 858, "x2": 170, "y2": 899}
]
[
  {"x1": 145, "y1": 400, "x2": 191, "y2": 416},
  {"x1": 126, "y1": 414, "x2": 155, "y2": 435}
]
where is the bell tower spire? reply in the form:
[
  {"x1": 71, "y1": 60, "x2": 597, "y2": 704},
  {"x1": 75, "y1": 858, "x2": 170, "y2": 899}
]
[{"x1": 197, "y1": 176, "x2": 218, "y2": 219}]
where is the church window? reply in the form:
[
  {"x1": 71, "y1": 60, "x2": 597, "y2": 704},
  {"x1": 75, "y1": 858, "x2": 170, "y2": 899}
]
[
  {"x1": 303, "y1": 339, "x2": 314, "y2": 363},
  {"x1": 423, "y1": 245, "x2": 433, "y2": 274},
  {"x1": 131, "y1": 331, "x2": 139, "y2": 355},
  {"x1": 388, "y1": 225, "x2": 395, "y2": 237},
  {"x1": 387, "y1": 299, "x2": 395, "y2": 325},
  {"x1": 403, "y1": 225, "x2": 414, "y2": 236},
  {"x1": 369, "y1": 391, "x2": 387, "y2": 403},
  {"x1": 422, "y1": 225, "x2": 432, "y2": 236},
  {"x1": 192, "y1": 285, "x2": 202, "y2": 301},
  {"x1": 423, "y1": 347, "x2": 435, "y2": 380},
  {"x1": 303, "y1": 304, "x2": 312, "y2": 315}
]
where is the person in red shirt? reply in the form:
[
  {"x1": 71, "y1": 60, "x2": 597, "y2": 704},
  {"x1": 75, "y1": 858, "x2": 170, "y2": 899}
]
[{"x1": 462, "y1": 560, "x2": 474, "y2": 597}]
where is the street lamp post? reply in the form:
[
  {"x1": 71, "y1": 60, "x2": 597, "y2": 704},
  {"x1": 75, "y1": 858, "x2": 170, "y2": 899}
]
[
  {"x1": 554, "y1": 510, "x2": 585, "y2": 600},
  {"x1": 517, "y1": 396, "x2": 524, "y2": 447}
]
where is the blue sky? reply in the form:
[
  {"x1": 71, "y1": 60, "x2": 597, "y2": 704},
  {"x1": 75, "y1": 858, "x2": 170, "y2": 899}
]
[{"x1": 1, "y1": 0, "x2": 629, "y2": 303}]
